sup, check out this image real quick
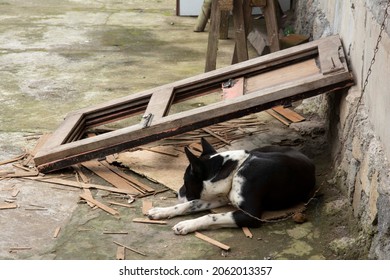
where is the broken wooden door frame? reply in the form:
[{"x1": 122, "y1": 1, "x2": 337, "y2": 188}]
[{"x1": 34, "y1": 35, "x2": 354, "y2": 173}]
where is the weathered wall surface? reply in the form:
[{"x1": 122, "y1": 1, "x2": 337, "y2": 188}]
[{"x1": 293, "y1": 0, "x2": 390, "y2": 259}]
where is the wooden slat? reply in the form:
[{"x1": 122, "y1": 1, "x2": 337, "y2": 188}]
[
  {"x1": 99, "y1": 160, "x2": 155, "y2": 193},
  {"x1": 245, "y1": 59, "x2": 320, "y2": 93},
  {"x1": 81, "y1": 160, "x2": 142, "y2": 194},
  {"x1": 194, "y1": 231, "x2": 231, "y2": 251},
  {"x1": 242, "y1": 227, "x2": 253, "y2": 238},
  {"x1": 266, "y1": 109, "x2": 290, "y2": 125},
  {"x1": 272, "y1": 106, "x2": 305, "y2": 123},
  {"x1": 142, "y1": 200, "x2": 153, "y2": 215},
  {"x1": 27, "y1": 177, "x2": 137, "y2": 195},
  {"x1": 79, "y1": 193, "x2": 119, "y2": 216},
  {"x1": 0, "y1": 203, "x2": 18, "y2": 210},
  {"x1": 132, "y1": 218, "x2": 167, "y2": 225},
  {"x1": 143, "y1": 88, "x2": 174, "y2": 120},
  {"x1": 116, "y1": 246, "x2": 125, "y2": 260}
]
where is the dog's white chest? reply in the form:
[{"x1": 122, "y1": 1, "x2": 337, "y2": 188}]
[{"x1": 200, "y1": 150, "x2": 249, "y2": 201}]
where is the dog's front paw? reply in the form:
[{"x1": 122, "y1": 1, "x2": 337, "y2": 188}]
[
  {"x1": 148, "y1": 207, "x2": 174, "y2": 220},
  {"x1": 172, "y1": 220, "x2": 197, "y2": 235}
]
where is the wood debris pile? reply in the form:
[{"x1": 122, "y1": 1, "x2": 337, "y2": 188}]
[
  {"x1": 0, "y1": 114, "x2": 271, "y2": 257},
  {"x1": 1, "y1": 110, "x2": 313, "y2": 258}
]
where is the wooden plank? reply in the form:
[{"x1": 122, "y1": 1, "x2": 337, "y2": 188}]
[
  {"x1": 108, "y1": 201, "x2": 135, "y2": 209},
  {"x1": 132, "y1": 218, "x2": 167, "y2": 225},
  {"x1": 272, "y1": 106, "x2": 305, "y2": 123},
  {"x1": 266, "y1": 109, "x2": 290, "y2": 125},
  {"x1": 26, "y1": 177, "x2": 136, "y2": 195},
  {"x1": 142, "y1": 200, "x2": 153, "y2": 215},
  {"x1": 103, "y1": 231, "x2": 128, "y2": 235},
  {"x1": 4, "y1": 169, "x2": 39, "y2": 178},
  {"x1": 113, "y1": 241, "x2": 147, "y2": 257},
  {"x1": 0, "y1": 203, "x2": 18, "y2": 210},
  {"x1": 99, "y1": 160, "x2": 154, "y2": 193},
  {"x1": 79, "y1": 193, "x2": 119, "y2": 216},
  {"x1": 81, "y1": 160, "x2": 141, "y2": 194},
  {"x1": 116, "y1": 245, "x2": 125, "y2": 260},
  {"x1": 194, "y1": 231, "x2": 231, "y2": 251},
  {"x1": 202, "y1": 128, "x2": 230, "y2": 145},
  {"x1": 34, "y1": 36, "x2": 353, "y2": 173},
  {"x1": 242, "y1": 227, "x2": 253, "y2": 238}
]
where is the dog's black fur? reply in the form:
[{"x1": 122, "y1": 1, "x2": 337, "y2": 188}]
[{"x1": 148, "y1": 138, "x2": 316, "y2": 235}]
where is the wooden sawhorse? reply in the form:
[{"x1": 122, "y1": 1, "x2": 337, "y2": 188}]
[{"x1": 205, "y1": 0, "x2": 280, "y2": 72}]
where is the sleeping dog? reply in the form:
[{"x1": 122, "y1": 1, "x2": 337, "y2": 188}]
[{"x1": 148, "y1": 138, "x2": 316, "y2": 235}]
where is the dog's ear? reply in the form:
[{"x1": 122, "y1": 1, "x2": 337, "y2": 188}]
[
  {"x1": 200, "y1": 137, "x2": 217, "y2": 156},
  {"x1": 184, "y1": 147, "x2": 204, "y2": 175}
]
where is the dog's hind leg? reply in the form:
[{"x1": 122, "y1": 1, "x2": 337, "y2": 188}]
[{"x1": 173, "y1": 212, "x2": 237, "y2": 235}]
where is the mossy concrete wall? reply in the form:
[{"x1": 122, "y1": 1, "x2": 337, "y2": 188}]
[{"x1": 293, "y1": 0, "x2": 390, "y2": 259}]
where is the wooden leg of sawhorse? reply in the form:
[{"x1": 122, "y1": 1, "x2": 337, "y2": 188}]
[
  {"x1": 263, "y1": 0, "x2": 280, "y2": 52},
  {"x1": 231, "y1": 0, "x2": 251, "y2": 64},
  {"x1": 205, "y1": 0, "x2": 221, "y2": 72}
]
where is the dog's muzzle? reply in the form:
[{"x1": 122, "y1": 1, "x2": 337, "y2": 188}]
[{"x1": 178, "y1": 186, "x2": 188, "y2": 203}]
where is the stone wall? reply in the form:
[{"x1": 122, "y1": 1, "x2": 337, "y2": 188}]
[{"x1": 293, "y1": 0, "x2": 390, "y2": 259}]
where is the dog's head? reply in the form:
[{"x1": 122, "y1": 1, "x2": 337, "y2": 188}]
[{"x1": 178, "y1": 138, "x2": 222, "y2": 202}]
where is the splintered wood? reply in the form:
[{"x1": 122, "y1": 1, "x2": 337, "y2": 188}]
[
  {"x1": 157, "y1": 114, "x2": 268, "y2": 150},
  {"x1": 79, "y1": 193, "x2": 119, "y2": 216}
]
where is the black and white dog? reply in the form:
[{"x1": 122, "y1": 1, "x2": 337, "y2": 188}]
[{"x1": 148, "y1": 138, "x2": 316, "y2": 235}]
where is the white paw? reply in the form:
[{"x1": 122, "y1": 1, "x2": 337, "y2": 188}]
[
  {"x1": 148, "y1": 207, "x2": 174, "y2": 220},
  {"x1": 172, "y1": 220, "x2": 197, "y2": 235}
]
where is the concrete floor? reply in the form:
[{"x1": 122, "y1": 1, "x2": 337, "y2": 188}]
[{"x1": 0, "y1": 0, "x2": 368, "y2": 260}]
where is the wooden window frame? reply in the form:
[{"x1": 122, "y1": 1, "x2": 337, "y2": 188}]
[{"x1": 34, "y1": 35, "x2": 353, "y2": 173}]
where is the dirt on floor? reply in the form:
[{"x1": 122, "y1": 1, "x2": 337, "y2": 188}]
[{"x1": 0, "y1": 0, "x2": 370, "y2": 260}]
